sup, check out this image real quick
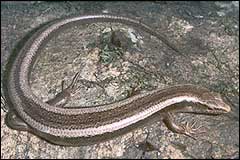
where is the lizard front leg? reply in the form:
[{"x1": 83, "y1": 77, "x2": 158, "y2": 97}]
[{"x1": 161, "y1": 112, "x2": 206, "y2": 140}]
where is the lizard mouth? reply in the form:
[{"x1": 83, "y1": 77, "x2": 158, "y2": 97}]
[
  {"x1": 205, "y1": 107, "x2": 230, "y2": 115},
  {"x1": 192, "y1": 102, "x2": 231, "y2": 115},
  {"x1": 163, "y1": 102, "x2": 231, "y2": 115}
]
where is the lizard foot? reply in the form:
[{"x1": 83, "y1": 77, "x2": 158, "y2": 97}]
[{"x1": 181, "y1": 120, "x2": 206, "y2": 140}]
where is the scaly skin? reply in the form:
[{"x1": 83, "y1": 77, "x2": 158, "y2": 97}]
[{"x1": 3, "y1": 14, "x2": 231, "y2": 146}]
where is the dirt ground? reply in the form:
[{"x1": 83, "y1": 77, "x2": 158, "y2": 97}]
[{"x1": 1, "y1": 1, "x2": 239, "y2": 159}]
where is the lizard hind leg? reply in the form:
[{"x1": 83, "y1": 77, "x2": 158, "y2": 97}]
[{"x1": 5, "y1": 110, "x2": 30, "y2": 131}]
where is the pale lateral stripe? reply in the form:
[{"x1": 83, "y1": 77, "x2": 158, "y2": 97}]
[{"x1": 22, "y1": 96, "x2": 200, "y2": 137}]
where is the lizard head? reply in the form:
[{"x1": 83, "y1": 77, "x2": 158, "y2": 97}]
[{"x1": 198, "y1": 91, "x2": 231, "y2": 115}]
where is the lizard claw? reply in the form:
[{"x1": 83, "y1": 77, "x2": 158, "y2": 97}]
[
  {"x1": 68, "y1": 72, "x2": 80, "y2": 90},
  {"x1": 182, "y1": 120, "x2": 206, "y2": 140},
  {"x1": 63, "y1": 72, "x2": 81, "y2": 94}
]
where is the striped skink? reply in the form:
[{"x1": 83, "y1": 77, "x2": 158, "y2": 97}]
[{"x1": 3, "y1": 15, "x2": 231, "y2": 146}]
